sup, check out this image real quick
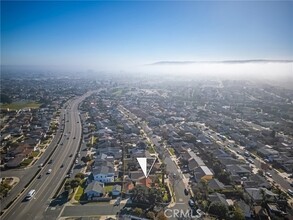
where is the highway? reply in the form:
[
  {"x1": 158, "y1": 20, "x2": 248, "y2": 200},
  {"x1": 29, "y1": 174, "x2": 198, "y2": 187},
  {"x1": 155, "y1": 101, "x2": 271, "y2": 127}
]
[{"x1": 2, "y1": 92, "x2": 92, "y2": 220}]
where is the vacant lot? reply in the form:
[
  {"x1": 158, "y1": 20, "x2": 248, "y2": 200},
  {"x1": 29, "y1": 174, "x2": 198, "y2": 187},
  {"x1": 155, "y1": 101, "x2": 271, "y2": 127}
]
[{"x1": 0, "y1": 102, "x2": 41, "y2": 110}]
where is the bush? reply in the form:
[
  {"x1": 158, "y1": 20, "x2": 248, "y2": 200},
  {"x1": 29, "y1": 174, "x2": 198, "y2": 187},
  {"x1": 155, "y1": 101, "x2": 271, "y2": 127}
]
[{"x1": 134, "y1": 207, "x2": 143, "y2": 216}]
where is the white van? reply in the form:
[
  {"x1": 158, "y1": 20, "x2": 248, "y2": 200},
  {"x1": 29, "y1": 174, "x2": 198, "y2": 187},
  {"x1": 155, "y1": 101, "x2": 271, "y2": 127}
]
[{"x1": 25, "y1": 189, "x2": 36, "y2": 200}]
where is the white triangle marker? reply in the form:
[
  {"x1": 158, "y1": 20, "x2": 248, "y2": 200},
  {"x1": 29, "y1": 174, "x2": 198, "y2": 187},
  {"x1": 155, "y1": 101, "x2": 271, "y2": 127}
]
[
  {"x1": 137, "y1": 158, "x2": 147, "y2": 177},
  {"x1": 137, "y1": 157, "x2": 157, "y2": 178}
]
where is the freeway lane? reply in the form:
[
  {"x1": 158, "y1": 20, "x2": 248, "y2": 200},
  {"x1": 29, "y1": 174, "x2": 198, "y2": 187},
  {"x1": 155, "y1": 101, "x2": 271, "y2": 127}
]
[
  {"x1": 0, "y1": 108, "x2": 66, "y2": 213},
  {"x1": 2, "y1": 92, "x2": 93, "y2": 220}
]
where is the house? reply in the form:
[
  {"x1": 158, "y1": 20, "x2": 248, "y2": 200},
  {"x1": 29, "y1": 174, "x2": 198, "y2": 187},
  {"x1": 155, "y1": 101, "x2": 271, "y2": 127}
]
[
  {"x1": 193, "y1": 166, "x2": 213, "y2": 182},
  {"x1": 257, "y1": 147, "x2": 279, "y2": 161},
  {"x1": 92, "y1": 163, "x2": 115, "y2": 183},
  {"x1": 112, "y1": 184, "x2": 122, "y2": 197},
  {"x1": 85, "y1": 181, "x2": 104, "y2": 199},
  {"x1": 238, "y1": 200, "x2": 253, "y2": 219},
  {"x1": 226, "y1": 164, "x2": 251, "y2": 178},
  {"x1": 245, "y1": 188, "x2": 277, "y2": 204},
  {"x1": 208, "y1": 193, "x2": 230, "y2": 207},
  {"x1": 6, "y1": 154, "x2": 25, "y2": 168},
  {"x1": 208, "y1": 178, "x2": 225, "y2": 191}
]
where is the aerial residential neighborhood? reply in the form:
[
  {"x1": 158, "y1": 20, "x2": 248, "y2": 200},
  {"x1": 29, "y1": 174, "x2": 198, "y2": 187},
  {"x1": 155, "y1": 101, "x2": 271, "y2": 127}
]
[
  {"x1": 1, "y1": 73, "x2": 293, "y2": 220},
  {"x1": 1, "y1": 1, "x2": 293, "y2": 220}
]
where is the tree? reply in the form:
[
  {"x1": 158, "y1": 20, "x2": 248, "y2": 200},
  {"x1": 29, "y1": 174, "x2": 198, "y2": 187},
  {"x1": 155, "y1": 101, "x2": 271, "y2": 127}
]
[
  {"x1": 257, "y1": 169, "x2": 264, "y2": 176},
  {"x1": 146, "y1": 211, "x2": 155, "y2": 219},
  {"x1": 75, "y1": 173, "x2": 85, "y2": 179},
  {"x1": 133, "y1": 207, "x2": 143, "y2": 216},
  {"x1": 130, "y1": 185, "x2": 164, "y2": 206},
  {"x1": 233, "y1": 206, "x2": 245, "y2": 220},
  {"x1": 156, "y1": 211, "x2": 168, "y2": 220},
  {"x1": 199, "y1": 179, "x2": 208, "y2": 199},
  {"x1": 218, "y1": 172, "x2": 231, "y2": 185},
  {"x1": 81, "y1": 155, "x2": 92, "y2": 164},
  {"x1": 71, "y1": 178, "x2": 81, "y2": 189},
  {"x1": 208, "y1": 201, "x2": 228, "y2": 220},
  {"x1": 64, "y1": 180, "x2": 72, "y2": 192}
]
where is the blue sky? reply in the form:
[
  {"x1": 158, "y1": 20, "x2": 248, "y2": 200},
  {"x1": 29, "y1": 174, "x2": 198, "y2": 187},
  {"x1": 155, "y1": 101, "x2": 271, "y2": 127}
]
[{"x1": 1, "y1": 1, "x2": 293, "y2": 70}]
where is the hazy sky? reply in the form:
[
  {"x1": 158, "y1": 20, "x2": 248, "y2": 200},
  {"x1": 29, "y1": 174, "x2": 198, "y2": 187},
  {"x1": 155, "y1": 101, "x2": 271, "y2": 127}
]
[{"x1": 1, "y1": 1, "x2": 293, "y2": 72}]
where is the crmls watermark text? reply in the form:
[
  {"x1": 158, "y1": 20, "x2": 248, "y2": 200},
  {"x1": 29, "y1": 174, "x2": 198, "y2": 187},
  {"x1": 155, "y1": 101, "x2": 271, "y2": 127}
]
[{"x1": 164, "y1": 209, "x2": 197, "y2": 218}]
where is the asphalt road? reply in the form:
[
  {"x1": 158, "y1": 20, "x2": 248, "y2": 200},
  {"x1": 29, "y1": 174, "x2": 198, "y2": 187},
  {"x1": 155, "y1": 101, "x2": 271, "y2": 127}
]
[
  {"x1": 119, "y1": 105, "x2": 191, "y2": 219},
  {"x1": 2, "y1": 92, "x2": 93, "y2": 220},
  {"x1": 200, "y1": 124, "x2": 293, "y2": 192},
  {"x1": 0, "y1": 105, "x2": 67, "y2": 212}
]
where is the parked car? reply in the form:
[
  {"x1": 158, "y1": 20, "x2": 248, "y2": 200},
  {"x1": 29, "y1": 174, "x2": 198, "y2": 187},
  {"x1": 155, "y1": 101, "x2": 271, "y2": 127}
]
[
  {"x1": 38, "y1": 163, "x2": 43, "y2": 168},
  {"x1": 48, "y1": 159, "x2": 53, "y2": 164},
  {"x1": 60, "y1": 164, "x2": 64, "y2": 168},
  {"x1": 188, "y1": 199, "x2": 195, "y2": 207},
  {"x1": 184, "y1": 188, "x2": 189, "y2": 196},
  {"x1": 47, "y1": 169, "x2": 52, "y2": 174},
  {"x1": 37, "y1": 174, "x2": 42, "y2": 179},
  {"x1": 288, "y1": 189, "x2": 293, "y2": 196}
]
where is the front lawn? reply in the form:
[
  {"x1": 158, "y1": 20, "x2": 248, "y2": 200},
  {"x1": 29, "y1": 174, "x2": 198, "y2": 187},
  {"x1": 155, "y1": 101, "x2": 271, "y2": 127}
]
[
  {"x1": 74, "y1": 186, "x2": 84, "y2": 201},
  {"x1": 104, "y1": 185, "x2": 113, "y2": 193},
  {"x1": 20, "y1": 158, "x2": 33, "y2": 167},
  {"x1": 169, "y1": 148, "x2": 175, "y2": 155},
  {"x1": 31, "y1": 151, "x2": 39, "y2": 157}
]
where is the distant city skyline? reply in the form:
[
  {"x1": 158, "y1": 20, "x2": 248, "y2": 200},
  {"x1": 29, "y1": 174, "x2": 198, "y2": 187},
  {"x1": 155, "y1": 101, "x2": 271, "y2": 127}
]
[{"x1": 1, "y1": 1, "x2": 293, "y2": 72}]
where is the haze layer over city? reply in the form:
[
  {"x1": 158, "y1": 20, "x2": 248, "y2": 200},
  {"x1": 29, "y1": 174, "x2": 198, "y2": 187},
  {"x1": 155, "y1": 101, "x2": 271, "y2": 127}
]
[{"x1": 1, "y1": 1, "x2": 293, "y2": 220}]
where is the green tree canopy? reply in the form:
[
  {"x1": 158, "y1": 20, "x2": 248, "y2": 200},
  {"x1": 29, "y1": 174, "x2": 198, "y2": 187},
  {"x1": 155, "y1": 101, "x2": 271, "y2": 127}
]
[{"x1": 208, "y1": 201, "x2": 229, "y2": 220}]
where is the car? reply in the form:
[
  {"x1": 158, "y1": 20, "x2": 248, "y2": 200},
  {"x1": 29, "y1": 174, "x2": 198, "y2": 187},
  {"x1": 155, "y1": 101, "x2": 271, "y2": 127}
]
[
  {"x1": 60, "y1": 164, "x2": 64, "y2": 168},
  {"x1": 75, "y1": 159, "x2": 78, "y2": 164},
  {"x1": 290, "y1": 182, "x2": 293, "y2": 187},
  {"x1": 73, "y1": 137, "x2": 76, "y2": 139},
  {"x1": 288, "y1": 189, "x2": 293, "y2": 196},
  {"x1": 184, "y1": 188, "x2": 189, "y2": 195},
  {"x1": 77, "y1": 121, "x2": 79, "y2": 123},
  {"x1": 247, "y1": 158, "x2": 254, "y2": 164},
  {"x1": 37, "y1": 174, "x2": 42, "y2": 179},
  {"x1": 67, "y1": 137, "x2": 69, "y2": 140},
  {"x1": 189, "y1": 199, "x2": 195, "y2": 207},
  {"x1": 69, "y1": 154, "x2": 73, "y2": 157},
  {"x1": 48, "y1": 159, "x2": 53, "y2": 164},
  {"x1": 38, "y1": 163, "x2": 43, "y2": 168},
  {"x1": 266, "y1": 172, "x2": 272, "y2": 178},
  {"x1": 60, "y1": 142, "x2": 63, "y2": 145},
  {"x1": 47, "y1": 169, "x2": 52, "y2": 174},
  {"x1": 25, "y1": 189, "x2": 36, "y2": 201}
]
